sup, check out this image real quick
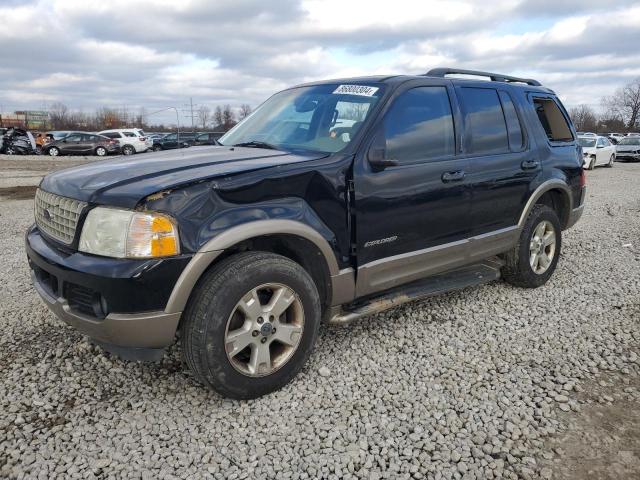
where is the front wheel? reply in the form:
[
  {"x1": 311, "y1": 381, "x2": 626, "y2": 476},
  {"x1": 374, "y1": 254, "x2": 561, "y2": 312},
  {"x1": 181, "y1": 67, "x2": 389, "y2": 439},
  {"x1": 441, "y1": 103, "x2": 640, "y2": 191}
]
[
  {"x1": 502, "y1": 204, "x2": 561, "y2": 288},
  {"x1": 95, "y1": 146, "x2": 107, "y2": 156},
  {"x1": 122, "y1": 145, "x2": 134, "y2": 155},
  {"x1": 181, "y1": 251, "x2": 321, "y2": 399},
  {"x1": 47, "y1": 146, "x2": 60, "y2": 157},
  {"x1": 607, "y1": 154, "x2": 614, "y2": 167},
  {"x1": 588, "y1": 157, "x2": 596, "y2": 170}
]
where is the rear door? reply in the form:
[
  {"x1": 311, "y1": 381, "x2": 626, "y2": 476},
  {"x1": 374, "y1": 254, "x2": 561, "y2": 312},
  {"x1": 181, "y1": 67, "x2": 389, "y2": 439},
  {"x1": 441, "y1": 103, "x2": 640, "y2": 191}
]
[
  {"x1": 354, "y1": 80, "x2": 472, "y2": 296},
  {"x1": 454, "y1": 84, "x2": 537, "y2": 238},
  {"x1": 78, "y1": 134, "x2": 96, "y2": 153}
]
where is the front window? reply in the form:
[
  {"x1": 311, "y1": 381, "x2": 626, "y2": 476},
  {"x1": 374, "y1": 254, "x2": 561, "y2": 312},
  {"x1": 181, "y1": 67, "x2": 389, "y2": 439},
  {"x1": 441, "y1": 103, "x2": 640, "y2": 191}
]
[
  {"x1": 577, "y1": 138, "x2": 596, "y2": 148},
  {"x1": 618, "y1": 137, "x2": 640, "y2": 145},
  {"x1": 219, "y1": 83, "x2": 385, "y2": 153}
]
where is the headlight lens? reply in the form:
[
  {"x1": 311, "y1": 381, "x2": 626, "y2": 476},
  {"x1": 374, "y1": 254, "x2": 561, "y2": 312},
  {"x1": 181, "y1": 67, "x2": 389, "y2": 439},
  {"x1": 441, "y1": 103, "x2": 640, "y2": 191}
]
[{"x1": 79, "y1": 207, "x2": 179, "y2": 258}]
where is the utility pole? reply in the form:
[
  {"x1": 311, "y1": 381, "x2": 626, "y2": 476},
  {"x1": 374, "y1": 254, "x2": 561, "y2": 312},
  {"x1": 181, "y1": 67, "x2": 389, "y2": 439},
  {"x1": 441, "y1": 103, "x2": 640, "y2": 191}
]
[{"x1": 181, "y1": 98, "x2": 197, "y2": 133}]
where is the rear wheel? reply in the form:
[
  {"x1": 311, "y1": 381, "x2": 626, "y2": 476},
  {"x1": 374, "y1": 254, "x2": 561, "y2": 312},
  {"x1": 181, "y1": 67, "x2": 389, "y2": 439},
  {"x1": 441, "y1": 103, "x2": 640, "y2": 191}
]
[
  {"x1": 502, "y1": 204, "x2": 561, "y2": 288},
  {"x1": 95, "y1": 146, "x2": 107, "y2": 156},
  {"x1": 47, "y1": 146, "x2": 60, "y2": 157},
  {"x1": 181, "y1": 251, "x2": 321, "y2": 399},
  {"x1": 5, "y1": 146, "x2": 17, "y2": 155},
  {"x1": 122, "y1": 145, "x2": 134, "y2": 155}
]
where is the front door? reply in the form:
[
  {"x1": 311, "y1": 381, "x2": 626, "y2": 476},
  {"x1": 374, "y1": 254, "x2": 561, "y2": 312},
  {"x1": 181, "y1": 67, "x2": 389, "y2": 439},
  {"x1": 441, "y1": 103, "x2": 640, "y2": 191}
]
[{"x1": 354, "y1": 81, "x2": 472, "y2": 297}]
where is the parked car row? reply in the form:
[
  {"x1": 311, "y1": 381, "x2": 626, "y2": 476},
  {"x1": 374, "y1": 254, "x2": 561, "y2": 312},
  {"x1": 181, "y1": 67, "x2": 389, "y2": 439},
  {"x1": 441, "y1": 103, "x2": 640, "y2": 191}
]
[
  {"x1": 2, "y1": 128, "x2": 223, "y2": 156},
  {"x1": 578, "y1": 133, "x2": 640, "y2": 169},
  {"x1": 578, "y1": 131, "x2": 640, "y2": 145}
]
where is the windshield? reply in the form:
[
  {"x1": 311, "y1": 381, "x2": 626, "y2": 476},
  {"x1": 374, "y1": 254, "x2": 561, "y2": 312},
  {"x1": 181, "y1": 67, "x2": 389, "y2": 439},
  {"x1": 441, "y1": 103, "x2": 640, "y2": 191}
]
[
  {"x1": 219, "y1": 83, "x2": 384, "y2": 153},
  {"x1": 619, "y1": 137, "x2": 640, "y2": 145},
  {"x1": 577, "y1": 138, "x2": 596, "y2": 148}
]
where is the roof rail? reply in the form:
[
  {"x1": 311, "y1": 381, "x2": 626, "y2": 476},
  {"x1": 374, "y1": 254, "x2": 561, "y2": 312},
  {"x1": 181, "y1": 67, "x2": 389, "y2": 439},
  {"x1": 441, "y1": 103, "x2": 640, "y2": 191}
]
[{"x1": 425, "y1": 67, "x2": 542, "y2": 86}]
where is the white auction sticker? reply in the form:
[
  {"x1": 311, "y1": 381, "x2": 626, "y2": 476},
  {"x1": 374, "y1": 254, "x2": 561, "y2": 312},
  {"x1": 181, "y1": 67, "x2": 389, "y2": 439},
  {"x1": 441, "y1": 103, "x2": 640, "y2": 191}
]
[{"x1": 333, "y1": 85, "x2": 379, "y2": 97}]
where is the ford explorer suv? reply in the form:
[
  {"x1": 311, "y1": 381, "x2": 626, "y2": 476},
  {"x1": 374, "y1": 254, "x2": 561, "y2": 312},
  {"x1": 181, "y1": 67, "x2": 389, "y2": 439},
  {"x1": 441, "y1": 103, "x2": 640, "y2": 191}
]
[{"x1": 26, "y1": 68, "x2": 585, "y2": 399}]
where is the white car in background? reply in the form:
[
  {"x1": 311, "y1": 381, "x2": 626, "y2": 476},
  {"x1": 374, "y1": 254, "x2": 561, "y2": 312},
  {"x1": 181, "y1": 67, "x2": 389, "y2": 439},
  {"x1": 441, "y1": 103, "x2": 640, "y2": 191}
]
[
  {"x1": 578, "y1": 135, "x2": 616, "y2": 169},
  {"x1": 97, "y1": 128, "x2": 152, "y2": 155},
  {"x1": 577, "y1": 131, "x2": 597, "y2": 137}
]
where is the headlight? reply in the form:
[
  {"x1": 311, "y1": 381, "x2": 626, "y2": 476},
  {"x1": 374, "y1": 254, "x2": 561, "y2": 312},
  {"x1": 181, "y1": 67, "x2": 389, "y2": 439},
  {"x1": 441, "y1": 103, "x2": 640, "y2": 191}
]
[{"x1": 79, "y1": 207, "x2": 179, "y2": 258}]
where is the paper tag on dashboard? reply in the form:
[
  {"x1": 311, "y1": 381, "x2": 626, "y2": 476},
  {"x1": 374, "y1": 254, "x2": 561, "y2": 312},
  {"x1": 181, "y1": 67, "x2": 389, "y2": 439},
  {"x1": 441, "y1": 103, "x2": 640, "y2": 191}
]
[{"x1": 333, "y1": 85, "x2": 379, "y2": 96}]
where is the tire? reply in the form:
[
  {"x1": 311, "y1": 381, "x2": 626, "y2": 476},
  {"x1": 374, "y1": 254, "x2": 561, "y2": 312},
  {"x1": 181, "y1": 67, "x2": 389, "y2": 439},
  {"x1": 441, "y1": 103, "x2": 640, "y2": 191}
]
[
  {"x1": 95, "y1": 146, "x2": 107, "y2": 156},
  {"x1": 607, "y1": 154, "x2": 614, "y2": 167},
  {"x1": 502, "y1": 204, "x2": 562, "y2": 288},
  {"x1": 588, "y1": 157, "x2": 595, "y2": 170},
  {"x1": 5, "y1": 146, "x2": 16, "y2": 155},
  {"x1": 122, "y1": 145, "x2": 134, "y2": 155},
  {"x1": 153, "y1": 145, "x2": 162, "y2": 152},
  {"x1": 48, "y1": 146, "x2": 60, "y2": 157},
  {"x1": 181, "y1": 251, "x2": 321, "y2": 399}
]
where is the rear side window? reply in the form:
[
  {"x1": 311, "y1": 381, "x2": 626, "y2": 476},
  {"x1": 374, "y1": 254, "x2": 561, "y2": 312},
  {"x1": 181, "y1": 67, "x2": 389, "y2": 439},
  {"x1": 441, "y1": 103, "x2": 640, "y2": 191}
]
[
  {"x1": 383, "y1": 86, "x2": 455, "y2": 163},
  {"x1": 458, "y1": 87, "x2": 508, "y2": 155},
  {"x1": 498, "y1": 91, "x2": 525, "y2": 151},
  {"x1": 103, "y1": 132, "x2": 121, "y2": 139},
  {"x1": 532, "y1": 98, "x2": 573, "y2": 142},
  {"x1": 123, "y1": 131, "x2": 137, "y2": 137}
]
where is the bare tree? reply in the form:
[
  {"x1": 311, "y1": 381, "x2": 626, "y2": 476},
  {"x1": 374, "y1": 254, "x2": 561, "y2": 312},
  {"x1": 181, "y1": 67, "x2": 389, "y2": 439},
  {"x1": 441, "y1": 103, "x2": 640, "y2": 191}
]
[
  {"x1": 214, "y1": 106, "x2": 224, "y2": 129},
  {"x1": 602, "y1": 77, "x2": 640, "y2": 130},
  {"x1": 48, "y1": 102, "x2": 69, "y2": 129},
  {"x1": 222, "y1": 105, "x2": 236, "y2": 131},
  {"x1": 569, "y1": 104, "x2": 598, "y2": 132},
  {"x1": 239, "y1": 104, "x2": 252, "y2": 120},
  {"x1": 197, "y1": 105, "x2": 211, "y2": 129}
]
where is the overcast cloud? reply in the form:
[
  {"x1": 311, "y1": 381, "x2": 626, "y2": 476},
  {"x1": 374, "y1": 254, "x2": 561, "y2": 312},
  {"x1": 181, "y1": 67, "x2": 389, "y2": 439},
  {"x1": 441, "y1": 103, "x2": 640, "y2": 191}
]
[{"x1": 1, "y1": 0, "x2": 639, "y2": 124}]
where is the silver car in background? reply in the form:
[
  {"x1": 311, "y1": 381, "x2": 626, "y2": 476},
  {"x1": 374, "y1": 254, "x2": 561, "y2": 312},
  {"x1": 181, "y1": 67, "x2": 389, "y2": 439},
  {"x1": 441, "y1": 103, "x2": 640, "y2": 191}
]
[{"x1": 615, "y1": 136, "x2": 640, "y2": 162}]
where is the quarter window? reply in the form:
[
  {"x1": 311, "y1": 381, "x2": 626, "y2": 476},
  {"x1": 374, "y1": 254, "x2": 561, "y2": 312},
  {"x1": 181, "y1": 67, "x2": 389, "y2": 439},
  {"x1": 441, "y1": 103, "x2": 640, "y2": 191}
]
[
  {"x1": 459, "y1": 87, "x2": 509, "y2": 155},
  {"x1": 383, "y1": 86, "x2": 455, "y2": 163},
  {"x1": 532, "y1": 98, "x2": 573, "y2": 142}
]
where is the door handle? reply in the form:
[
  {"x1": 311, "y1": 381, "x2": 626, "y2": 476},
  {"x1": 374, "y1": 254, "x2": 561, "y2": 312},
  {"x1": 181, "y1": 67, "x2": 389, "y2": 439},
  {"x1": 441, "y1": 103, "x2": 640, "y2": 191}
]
[
  {"x1": 521, "y1": 160, "x2": 539, "y2": 170},
  {"x1": 441, "y1": 170, "x2": 465, "y2": 182}
]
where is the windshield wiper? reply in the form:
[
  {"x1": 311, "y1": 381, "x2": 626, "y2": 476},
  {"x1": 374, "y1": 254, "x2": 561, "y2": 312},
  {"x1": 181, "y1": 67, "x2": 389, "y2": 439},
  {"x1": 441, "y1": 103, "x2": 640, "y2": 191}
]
[{"x1": 233, "y1": 141, "x2": 280, "y2": 150}]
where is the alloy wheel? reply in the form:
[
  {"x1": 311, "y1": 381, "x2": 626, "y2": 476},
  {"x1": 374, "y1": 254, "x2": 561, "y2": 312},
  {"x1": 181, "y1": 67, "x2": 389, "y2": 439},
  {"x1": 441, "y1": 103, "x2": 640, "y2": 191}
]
[
  {"x1": 529, "y1": 220, "x2": 556, "y2": 275},
  {"x1": 224, "y1": 283, "x2": 304, "y2": 377}
]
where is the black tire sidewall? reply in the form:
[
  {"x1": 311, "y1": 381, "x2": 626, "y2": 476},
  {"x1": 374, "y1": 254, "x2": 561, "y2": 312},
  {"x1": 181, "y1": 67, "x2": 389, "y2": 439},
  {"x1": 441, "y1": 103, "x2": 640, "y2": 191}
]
[
  {"x1": 515, "y1": 206, "x2": 562, "y2": 287},
  {"x1": 185, "y1": 253, "x2": 321, "y2": 399}
]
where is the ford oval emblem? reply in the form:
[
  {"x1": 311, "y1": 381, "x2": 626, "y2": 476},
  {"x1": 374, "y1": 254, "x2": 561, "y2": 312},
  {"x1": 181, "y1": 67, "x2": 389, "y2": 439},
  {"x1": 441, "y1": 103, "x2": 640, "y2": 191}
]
[{"x1": 43, "y1": 208, "x2": 52, "y2": 221}]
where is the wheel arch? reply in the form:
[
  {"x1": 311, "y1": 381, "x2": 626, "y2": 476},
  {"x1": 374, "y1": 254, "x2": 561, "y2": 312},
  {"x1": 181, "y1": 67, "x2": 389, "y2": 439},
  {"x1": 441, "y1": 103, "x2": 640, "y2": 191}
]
[
  {"x1": 518, "y1": 180, "x2": 572, "y2": 230},
  {"x1": 165, "y1": 220, "x2": 342, "y2": 316}
]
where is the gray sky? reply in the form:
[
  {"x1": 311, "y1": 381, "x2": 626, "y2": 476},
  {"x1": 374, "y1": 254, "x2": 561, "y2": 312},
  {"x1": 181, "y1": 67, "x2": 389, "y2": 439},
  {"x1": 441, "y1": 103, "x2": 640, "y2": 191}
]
[{"x1": 2, "y1": 0, "x2": 639, "y2": 125}]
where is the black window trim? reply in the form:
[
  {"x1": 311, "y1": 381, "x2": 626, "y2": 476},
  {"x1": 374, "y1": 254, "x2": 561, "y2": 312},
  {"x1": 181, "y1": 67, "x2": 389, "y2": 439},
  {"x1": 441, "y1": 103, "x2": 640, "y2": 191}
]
[
  {"x1": 527, "y1": 93, "x2": 576, "y2": 147},
  {"x1": 497, "y1": 89, "x2": 529, "y2": 153}
]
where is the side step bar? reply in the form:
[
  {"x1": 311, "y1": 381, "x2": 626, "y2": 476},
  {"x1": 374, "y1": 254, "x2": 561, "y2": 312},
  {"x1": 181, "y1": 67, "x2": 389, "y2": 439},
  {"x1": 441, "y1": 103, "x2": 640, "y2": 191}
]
[{"x1": 329, "y1": 258, "x2": 504, "y2": 326}]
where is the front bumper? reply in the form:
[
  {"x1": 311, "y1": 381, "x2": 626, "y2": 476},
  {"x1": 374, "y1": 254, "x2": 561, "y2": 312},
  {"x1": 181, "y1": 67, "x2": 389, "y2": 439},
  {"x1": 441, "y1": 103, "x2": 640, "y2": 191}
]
[
  {"x1": 26, "y1": 225, "x2": 190, "y2": 349},
  {"x1": 616, "y1": 152, "x2": 640, "y2": 161}
]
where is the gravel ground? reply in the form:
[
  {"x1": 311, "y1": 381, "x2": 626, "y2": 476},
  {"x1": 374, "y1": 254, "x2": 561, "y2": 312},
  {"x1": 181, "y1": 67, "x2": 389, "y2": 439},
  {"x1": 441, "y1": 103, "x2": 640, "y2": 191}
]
[{"x1": 0, "y1": 161, "x2": 639, "y2": 479}]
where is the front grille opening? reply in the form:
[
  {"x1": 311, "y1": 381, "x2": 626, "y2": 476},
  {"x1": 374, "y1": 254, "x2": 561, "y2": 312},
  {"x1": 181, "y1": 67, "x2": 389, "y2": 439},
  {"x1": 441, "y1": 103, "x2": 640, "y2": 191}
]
[{"x1": 64, "y1": 283, "x2": 107, "y2": 319}]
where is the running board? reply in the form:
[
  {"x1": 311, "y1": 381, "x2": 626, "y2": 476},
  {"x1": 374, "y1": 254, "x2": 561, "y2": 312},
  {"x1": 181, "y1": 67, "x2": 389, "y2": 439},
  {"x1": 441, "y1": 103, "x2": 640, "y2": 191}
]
[{"x1": 328, "y1": 258, "x2": 504, "y2": 326}]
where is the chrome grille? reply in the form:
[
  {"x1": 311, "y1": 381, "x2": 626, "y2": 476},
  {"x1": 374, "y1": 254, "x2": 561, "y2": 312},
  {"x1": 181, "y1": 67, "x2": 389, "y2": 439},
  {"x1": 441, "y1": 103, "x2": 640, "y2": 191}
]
[{"x1": 35, "y1": 189, "x2": 87, "y2": 245}]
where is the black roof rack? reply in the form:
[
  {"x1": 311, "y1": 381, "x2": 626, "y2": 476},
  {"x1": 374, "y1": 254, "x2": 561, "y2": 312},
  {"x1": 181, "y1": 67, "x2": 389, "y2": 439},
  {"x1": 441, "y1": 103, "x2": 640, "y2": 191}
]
[{"x1": 425, "y1": 67, "x2": 542, "y2": 87}]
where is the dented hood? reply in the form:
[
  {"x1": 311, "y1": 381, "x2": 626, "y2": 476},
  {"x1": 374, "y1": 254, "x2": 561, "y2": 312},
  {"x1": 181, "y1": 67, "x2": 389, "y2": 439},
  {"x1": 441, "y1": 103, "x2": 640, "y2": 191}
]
[{"x1": 40, "y1": 146, "x2": 327, "y2": 208}]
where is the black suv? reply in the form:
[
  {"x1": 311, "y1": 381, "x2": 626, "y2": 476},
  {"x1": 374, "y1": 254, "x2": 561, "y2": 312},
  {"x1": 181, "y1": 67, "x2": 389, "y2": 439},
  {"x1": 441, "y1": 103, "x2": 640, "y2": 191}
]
[{"x1": 26, "y1": 68, "x2": 585, "y2": 399}]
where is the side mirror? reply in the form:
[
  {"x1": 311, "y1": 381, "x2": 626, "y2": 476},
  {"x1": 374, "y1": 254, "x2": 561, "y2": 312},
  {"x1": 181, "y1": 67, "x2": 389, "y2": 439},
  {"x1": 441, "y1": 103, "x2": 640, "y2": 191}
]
[{"x1": 368, "y1": 146, "x2": 398, "y2": 168}]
